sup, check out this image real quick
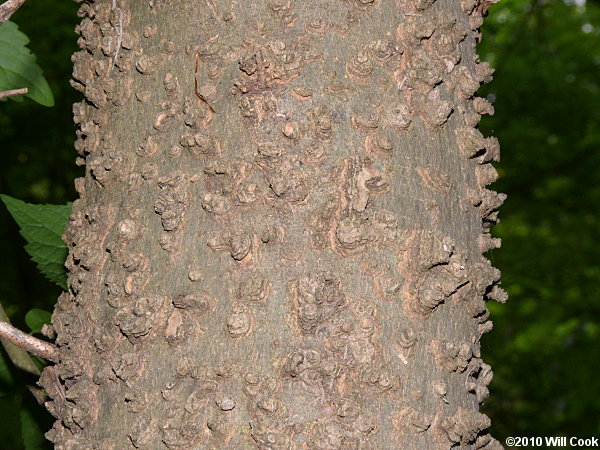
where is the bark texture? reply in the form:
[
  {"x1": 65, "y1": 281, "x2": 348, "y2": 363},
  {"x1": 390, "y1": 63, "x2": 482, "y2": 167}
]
[{"x1": 40, "y1": 0, "x2": 507, "y2": 448}]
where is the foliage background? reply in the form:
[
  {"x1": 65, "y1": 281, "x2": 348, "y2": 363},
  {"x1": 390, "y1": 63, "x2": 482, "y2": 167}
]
[
  {"x1": 0, "y1": 0, "x2": 598, "y2": 447},
  {"x1": 0, "y1": 1, "x2": 80, "y2": 448},
  {"x1": 478, "y1": 0, "x2": 600, "y2": 440}
]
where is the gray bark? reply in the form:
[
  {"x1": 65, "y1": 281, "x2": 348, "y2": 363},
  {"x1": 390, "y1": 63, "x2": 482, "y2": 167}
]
[{"x1": 40, "y1": 0, "x2": 506, "y2": 448}]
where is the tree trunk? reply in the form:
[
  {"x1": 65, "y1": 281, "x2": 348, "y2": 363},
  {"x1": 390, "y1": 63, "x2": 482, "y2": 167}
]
[{"x1": 40, "y1": 0, "x2": 506, "y2": 448}]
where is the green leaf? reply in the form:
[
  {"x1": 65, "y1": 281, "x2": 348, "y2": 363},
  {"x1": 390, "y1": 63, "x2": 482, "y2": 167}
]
[
  {"x1": 20, "y1": 407, "x2": 46, "y2": 450},
  {"x1": 0, "y1": 21, "x2": 54, "y2": 106},
  {"x1": 24, "y1": 309, "x2": 52, "y2": 335},
  {"x1": 0, "y1": 195, "x2": 71, "y2": 289},
  {"x1": 0, "y1": 395, "x2": 23, "y2": 449},
  {"x1": 0, "y1": 346, "x2": 15, "y2": 389}
]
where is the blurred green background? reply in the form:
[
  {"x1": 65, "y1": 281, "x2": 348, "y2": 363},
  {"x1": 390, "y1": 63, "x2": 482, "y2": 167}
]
[
  {"x1": 478, "y1": 0, "x2": 600, "y2": 440},
  {"x1": 0, "y1": 0, "x2": 599, "y2": 447}
]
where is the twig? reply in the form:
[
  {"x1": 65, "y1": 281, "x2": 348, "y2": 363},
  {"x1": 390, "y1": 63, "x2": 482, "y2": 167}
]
[
  {"x1": 0, "y1": 0, "x2": 27, "y2": 24},
  {"x1": 0, "y1": 87, "x2": 28, "y2": 100},
  {"x1": 0, "y1": 319, "x2": 58, "y2": 363},
  {"x1": 0, "y1": 302, "x2": 40, "y2": 375},
  {"x1": 0, "y1": 303, "x2": 47, "y2": 404}
]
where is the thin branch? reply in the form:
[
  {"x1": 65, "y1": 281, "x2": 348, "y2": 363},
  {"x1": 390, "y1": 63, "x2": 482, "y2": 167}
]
[
  {"x1": 0, "y1": 320, "x2": 58, "y2": 363},
  {"x1": 0, "y1": 0, "x2": 27, "y2": 25},
  {"x1": 0, "y1": 302, "x2": 40, "y2": 375},
  {"x1": 0, "y1": 304, "x2": 47, "y2": 404},
  {"x1": 0, "y1": 87, "x2": 28, "y2": 100}
]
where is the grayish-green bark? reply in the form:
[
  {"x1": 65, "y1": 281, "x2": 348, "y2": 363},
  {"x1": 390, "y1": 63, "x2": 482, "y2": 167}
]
[{"x1": 40, "y1": 0, "x2": 506, "y2": 448}]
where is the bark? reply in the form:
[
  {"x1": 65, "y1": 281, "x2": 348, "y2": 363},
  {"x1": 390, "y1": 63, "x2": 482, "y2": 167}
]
[{"x1": 40, "y1": 0, "x2": 507, "y2": 448}]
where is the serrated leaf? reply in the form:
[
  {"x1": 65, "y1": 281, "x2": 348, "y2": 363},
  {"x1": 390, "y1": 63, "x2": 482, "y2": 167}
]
[
  {"x1": 24, "y1": 309, "x2": 51, "y2": 335},
  {"x1": 0, "y1": 21, "x2": 54, "y2": 106},
  {"x1": 1, "y1": 195, "x2": 71, "y2": 289}
]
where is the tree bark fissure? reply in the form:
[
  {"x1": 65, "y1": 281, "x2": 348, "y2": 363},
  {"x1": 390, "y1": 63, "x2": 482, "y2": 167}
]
[{"x1": 41, "y1": 0, "x2": 506, "y2": 448}]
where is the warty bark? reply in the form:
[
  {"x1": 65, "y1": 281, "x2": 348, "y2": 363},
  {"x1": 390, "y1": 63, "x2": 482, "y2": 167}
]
[{"x1": 40, "y1": 0, "x2": 506, "y2": 448}]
